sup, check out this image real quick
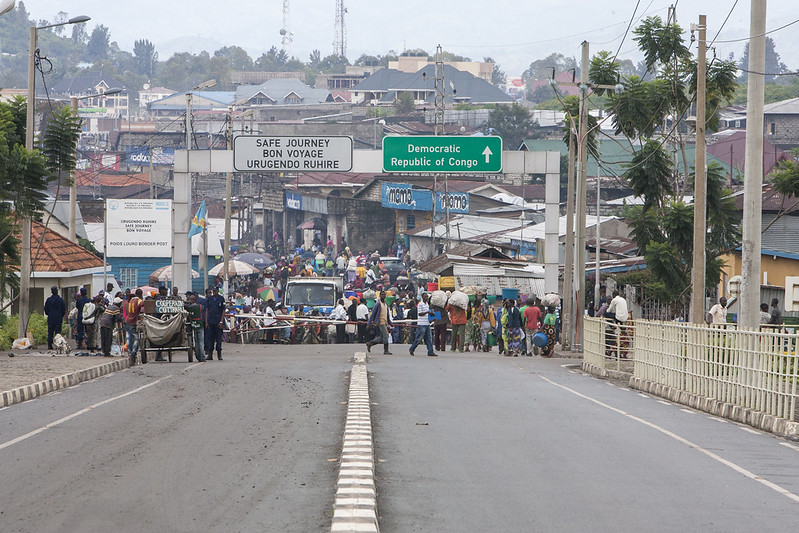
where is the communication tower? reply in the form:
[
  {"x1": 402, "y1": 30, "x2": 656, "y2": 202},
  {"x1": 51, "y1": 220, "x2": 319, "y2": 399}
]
[
  {"x1": 280, "y1": 0, "x2": 293, "y2": 49},
  {"x1": 333, "y1": 0, "x2": 347, "y2": 57}
]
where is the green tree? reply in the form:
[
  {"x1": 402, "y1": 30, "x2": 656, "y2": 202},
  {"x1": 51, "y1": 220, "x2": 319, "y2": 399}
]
[
  {"x1": 483, "y1": 103, "x2": 542, "y2": 150},
  {"x1": 738, "y1": 36, "x2": 789, "y2": 84},
  {"x1": 0, "y1": 97, "x2": 80, "y2": 302},
  {"x1": 522, "y1": 53, "x2": 578, "y2": 81},
  {"x1": 214, "y1": 46, "x2": 253, "y2": 71},
  {"x1": 133, "y1": 39, "x2": 158, "y2": 78},
  {"x1": 308, "y1": 49, "x2": 322, "y2": 69},
  {"x1": 591, "y1": 16, "x2": 738, "y2": 305},
  {"x1": 87, "y1": 24, "x2": 110, "y2": 59},
  {"x1": 393, "y1": 92, "x2": 415, "y2": 115},
  {"x1": 484, "y1": 57, "x2": 506, "y2": 86}
]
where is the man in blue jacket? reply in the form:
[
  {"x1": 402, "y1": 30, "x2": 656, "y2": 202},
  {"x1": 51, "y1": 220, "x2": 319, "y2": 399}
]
[
  {"x1": 44, "y1": 286, "x2": 66, "y2": 350},
  {"x1": 205, "y1": 286, "x2": 226, "y2": 360}
]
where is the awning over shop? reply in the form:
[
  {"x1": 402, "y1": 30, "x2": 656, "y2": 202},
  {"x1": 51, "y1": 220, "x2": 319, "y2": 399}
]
[{"x1": 297, "y1": 218, "x2": 326, "y2": 230}]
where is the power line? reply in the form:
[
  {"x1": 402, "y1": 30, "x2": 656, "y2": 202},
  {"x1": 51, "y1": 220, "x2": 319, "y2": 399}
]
[
  {"x1": 612, "y1": 0, "x2": 644, "y2": 63},
  {"x1": 712, "y1": 17, "x2": 799, "y2": 44}
]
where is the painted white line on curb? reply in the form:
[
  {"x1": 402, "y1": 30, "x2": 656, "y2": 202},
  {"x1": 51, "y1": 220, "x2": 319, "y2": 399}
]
[
  {"x1": 780, "y1": 442, "x2": 799, "y2": 452},
  {"x1": 657, "y1": 400, "x2": 672, "y2": 406},
  {"x1": 740, "y1": 427, "x2": 762, "y2": 435},
  {"x1": 541, "y1": 375, "x2": 799, "y2": 505},
  {"x1": 0, "y1": 375, "x2": 171, "y2": 452},
  {"x1": 680, "y1": 408, "x2": 695, "y2": 415},
  {"x1": 331, "y1": 364, "x2": 379, "y2": 533}
]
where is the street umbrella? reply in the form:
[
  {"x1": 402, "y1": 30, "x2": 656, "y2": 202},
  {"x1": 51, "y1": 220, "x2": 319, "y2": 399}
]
[
  {"x1": 234, "y1": 252, "x2": 276, "y2": 270},
  {"x1": 257, "y1": 286, "x2": 279, "y2": 301},
  {"x1": 136, "y1": 285, "x2": 159, "y2": 298},
  {"x1": 208, "y1": 259, "x2": 260, "y2": 277},
  {"x1": 149, "y1": 265, "x2": 200, "y2": 283}
]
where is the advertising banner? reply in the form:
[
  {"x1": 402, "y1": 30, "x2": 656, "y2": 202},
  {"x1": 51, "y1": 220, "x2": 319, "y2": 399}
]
[
  {"x1": 381, "y1": 182, "x2": 469, "y2": 214},
  {"x1": 106, "y1": 199, "x2": 172, "y2": 258},
  {"x1": 285, "y1": 192, "x2": 303, "y2": 210},
  {"x1": 125, "y1": 146, "x2": 175, "y2": 167}
]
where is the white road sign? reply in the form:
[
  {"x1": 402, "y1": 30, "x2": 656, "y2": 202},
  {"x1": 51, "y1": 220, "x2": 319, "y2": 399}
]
[
  {"x1": 233, "y1": 135, "x2": 353, "y2": 172},
  {"x1": 106, "y1": 199, "x2": 172, "y2": 258}
]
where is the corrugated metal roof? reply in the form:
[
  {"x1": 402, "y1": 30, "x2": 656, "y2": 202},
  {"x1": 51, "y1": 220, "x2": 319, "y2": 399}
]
[{"x1": 763, "y1": 97, "x2": 799, "y2": 115}]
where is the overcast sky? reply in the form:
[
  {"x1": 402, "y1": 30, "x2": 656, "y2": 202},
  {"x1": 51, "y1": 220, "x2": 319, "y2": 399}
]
[{"x1": 25, "y1": 1, "x2": 799, "y2": 77}]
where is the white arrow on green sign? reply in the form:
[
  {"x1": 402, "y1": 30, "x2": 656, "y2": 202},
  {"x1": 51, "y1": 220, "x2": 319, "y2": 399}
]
[{"x1": 382, "y1": 135, "x2": 503, "y2": 173}]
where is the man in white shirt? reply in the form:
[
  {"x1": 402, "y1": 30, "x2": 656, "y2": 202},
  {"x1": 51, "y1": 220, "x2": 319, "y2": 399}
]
[
  {"x1": 408, "y1": 293, "x2": 436, "y2": 356},
  {"x1": 708, "y1": 297, "x2": 728, "y2": 324},
  {"x1": 606, "y1": 290, "x2": 629, "y2": 323},
  {"x1": 356, "y1": 298, "x2": 369, "y2": 342}
]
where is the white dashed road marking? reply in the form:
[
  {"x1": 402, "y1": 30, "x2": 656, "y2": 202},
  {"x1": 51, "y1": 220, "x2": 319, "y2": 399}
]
[{"x1": 541, "y1": 375, "x2": 799, "y2": 505}]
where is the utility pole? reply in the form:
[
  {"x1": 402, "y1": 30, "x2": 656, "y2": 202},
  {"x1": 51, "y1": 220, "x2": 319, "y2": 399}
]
[
  {"x1": 148, "y1": 141, "x2": 154, "y2": 199},
  {"x1": 223, "y1": 107, "x2": 234, "y2": 299},
  {"x1": 594, "y1": 138, "x2": 602, "y2": 309},
  {"x1": 434, "y1": 44, "x2": 450, "y2": 252},
  {"x1": 574, "y1": 40, "x2": 590, "y2": 352},
  {"x1": 740, "y1": 0, "x2": 767, "y2": 328},
  {"x1": 562, "y1": 128, "x2": 576, "y2": 351},
  {"x1": 690, "y1": 15, "x2": 708, "y2": 323}
]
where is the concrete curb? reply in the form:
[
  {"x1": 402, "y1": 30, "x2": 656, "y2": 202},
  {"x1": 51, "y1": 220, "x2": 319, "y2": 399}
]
[
  {"x1": 0, "y1": 358, "x2": 130, "y2": 408},
  {"x1": 581, "y1": 362, "x2": 799, "y2": 437},
  {"x1": 331, "y1": 355, "x2": 379, "y2": 533},
  {"x1": 629, "y1": 376, "x2": 799, "y2": 438}
]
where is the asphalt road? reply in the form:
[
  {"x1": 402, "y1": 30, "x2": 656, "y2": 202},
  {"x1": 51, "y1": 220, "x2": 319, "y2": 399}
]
[
  {"x1": 0, "y1": 344, "x2": 351, "y2": 533},
  {"x1": 1, "y1": 344, "x2": 798, "y2": 532},
  {"x1": 371, "y1": 351, "x2": 799, "y2": 532}
]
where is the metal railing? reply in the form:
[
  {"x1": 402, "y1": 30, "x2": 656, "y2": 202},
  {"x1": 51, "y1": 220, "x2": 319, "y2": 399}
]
[
  {"x1": 584, "y1": 317, "x2": 635, "y2": 373},
  {"x1": 585, "y1": 318, "x2": 799, "y2": 422}
]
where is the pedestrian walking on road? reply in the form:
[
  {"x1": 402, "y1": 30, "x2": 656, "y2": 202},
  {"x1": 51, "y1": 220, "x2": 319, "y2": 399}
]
[
  {"x1": 75, "y1": 287, "x2": 91, "y2": 349},
  {"x1": 472, "y1": 299, "x2": 496, "y2": 352},
  {"x1": 124, "y1": 289, "x2": 144, "y2": 364},
  {"x1": 185, "y1": 293, "x2": 207, "y2": 362},
  {"x1": 431, "y1": 302, "x2": 449, "y2": 352},
  {"x1": 409, "y1": 292, "x2": 436, "y2": 356},
  {"x1": 522, "y1": 297, "x2": 542, "y2": 356},
  {"x1": 504, "y1": 299, "x2": 524, "y2": 356},
  {"x1": 446, "y1": 300, "x2": 468, "y2": 352},
  {"x1": 98, "y1": 297, "x2": 123, "y2": 357},
  {"x1": 541, "y1": 306, "x2": 557, "y2": 357},
  {"x1": 206, "y1": 286, "x2": 226, "y2": 360},
  {"x1": 366, "y1": 292, "x2": 392, "y2": 354},
  {"x1": 44, "y1": 286, "x2": 66, "y2": 350}
]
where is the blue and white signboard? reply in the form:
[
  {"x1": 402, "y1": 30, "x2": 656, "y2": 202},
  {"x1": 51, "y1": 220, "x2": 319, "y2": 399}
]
[
  {"x1": 381, "y1": 182, "x2": 469, "y2": 214},
  {"x1": 125, "y1": 146, "x2": 175, "y2": 166},
  {"x1": 285, "y1": 192, "x2": 303, "y2": 210}
]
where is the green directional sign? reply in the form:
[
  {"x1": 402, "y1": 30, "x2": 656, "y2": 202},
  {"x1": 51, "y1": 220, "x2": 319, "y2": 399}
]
[{"x1": 383, "y1": 135, "x2": 503, "y2": 173}]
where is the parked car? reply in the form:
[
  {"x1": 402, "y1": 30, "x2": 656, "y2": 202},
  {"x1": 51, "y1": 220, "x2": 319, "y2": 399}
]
[{"x1": 380, "y1": 257, "x2": 405, "y2": 283}]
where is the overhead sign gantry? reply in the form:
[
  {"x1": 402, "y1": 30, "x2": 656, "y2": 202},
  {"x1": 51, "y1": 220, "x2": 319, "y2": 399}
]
[
  {"x1": 382, "y1": 135, "x2": 503, "y2": 173},
  {"x1": 233, "y1": 135, "x2": 353, "y2": 172}
]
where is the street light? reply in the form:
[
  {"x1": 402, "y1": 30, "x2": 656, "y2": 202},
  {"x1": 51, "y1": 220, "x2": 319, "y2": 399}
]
[
  {"x1": 19, "y1": 14, "x2": 91, "y2": 339},
  {"x1": 0, "y1": 1, "x2": 15, "y2": 16},
  {"x1": 69, "y1": 87, "x2": 123, "y2": 242}
]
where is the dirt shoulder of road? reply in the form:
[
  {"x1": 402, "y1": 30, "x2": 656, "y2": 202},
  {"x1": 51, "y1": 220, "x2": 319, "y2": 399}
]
[{"x1": 0, "y1": 350, "x2": 124, "y2": 394}]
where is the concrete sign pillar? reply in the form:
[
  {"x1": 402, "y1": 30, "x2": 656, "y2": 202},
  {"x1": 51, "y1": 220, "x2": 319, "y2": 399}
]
[
  {"x1": 172, "y1": 152, "x2": 191, "y2": 292},
  {"x1": 545, "y1": 160, "x2": 560, "y2": 295}
]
